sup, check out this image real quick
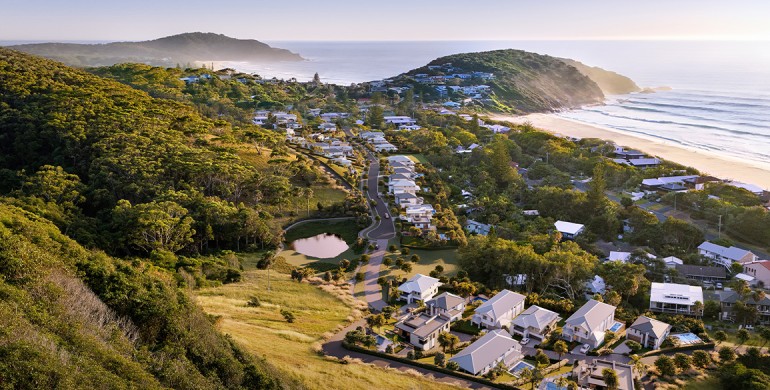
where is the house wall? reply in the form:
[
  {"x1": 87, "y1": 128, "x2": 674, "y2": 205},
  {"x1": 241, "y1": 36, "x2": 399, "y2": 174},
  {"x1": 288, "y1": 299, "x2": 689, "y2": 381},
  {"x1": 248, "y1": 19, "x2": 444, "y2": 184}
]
[{"x1": 744, "y1": 263, "x2": 770, "y2": 288}]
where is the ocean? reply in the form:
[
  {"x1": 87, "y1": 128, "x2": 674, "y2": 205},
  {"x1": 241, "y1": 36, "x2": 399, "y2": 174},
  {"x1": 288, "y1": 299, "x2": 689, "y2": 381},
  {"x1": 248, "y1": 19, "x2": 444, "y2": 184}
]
[{"x1": 220, "y1": 40, "x2": 770, "y2": 176}]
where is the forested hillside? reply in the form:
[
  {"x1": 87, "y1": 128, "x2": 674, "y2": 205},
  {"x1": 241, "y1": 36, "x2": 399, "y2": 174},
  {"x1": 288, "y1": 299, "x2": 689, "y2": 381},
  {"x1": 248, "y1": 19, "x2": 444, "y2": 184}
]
[{"x1": 0, "y1": 203, "x2": 298, "y2": 389}]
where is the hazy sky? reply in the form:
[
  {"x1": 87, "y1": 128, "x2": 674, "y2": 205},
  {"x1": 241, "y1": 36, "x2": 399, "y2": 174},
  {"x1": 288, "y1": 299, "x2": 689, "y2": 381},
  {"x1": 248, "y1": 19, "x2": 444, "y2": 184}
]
[{"x1": 2, "y1": 0, "x2": 770, "y2": 41}]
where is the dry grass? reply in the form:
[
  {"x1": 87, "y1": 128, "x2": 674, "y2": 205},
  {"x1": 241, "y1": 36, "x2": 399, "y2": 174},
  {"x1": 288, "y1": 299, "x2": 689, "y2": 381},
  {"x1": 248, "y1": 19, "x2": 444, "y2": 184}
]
[{"x1": 196, "y1": 268, "x2": 456, "y2": 390}]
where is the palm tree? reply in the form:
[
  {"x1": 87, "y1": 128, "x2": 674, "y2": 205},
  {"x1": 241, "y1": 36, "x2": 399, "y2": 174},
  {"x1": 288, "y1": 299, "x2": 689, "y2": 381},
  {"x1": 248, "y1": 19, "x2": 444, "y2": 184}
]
[
  {"x1": 553, "y1": 340, "x2": 568, "y2": 368},
  {"x1": 602, "y1": 368, "x2": 619, "y2": 390},
  {"x1": 262, "y1": 251, "x2": 275, "y2": 291},
  {"x1": 693, "y1": 300, "x2": 704, "y2": 317},
  {"x1": 752, "y1": 289, "x2": 766, "y2": 305}
]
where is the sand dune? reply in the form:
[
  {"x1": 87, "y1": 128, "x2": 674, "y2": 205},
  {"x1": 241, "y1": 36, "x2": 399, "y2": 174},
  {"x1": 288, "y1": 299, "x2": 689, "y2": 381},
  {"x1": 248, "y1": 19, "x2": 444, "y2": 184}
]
[{"x1": 489, "y1": 113, "x2": 770, "y2": 190}]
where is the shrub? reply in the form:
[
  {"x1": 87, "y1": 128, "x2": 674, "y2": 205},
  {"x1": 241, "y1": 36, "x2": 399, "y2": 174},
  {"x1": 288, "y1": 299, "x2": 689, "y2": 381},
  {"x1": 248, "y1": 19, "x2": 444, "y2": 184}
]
[
  {"x1": 625, "y1": 340, "x2": 642, "y2": 354},
  {"x1": 281, "y1": 309, "x2": 295, "y2": 323},
  {"x1": 247, "y1": 296, "x2": 261, "y2": 307}
]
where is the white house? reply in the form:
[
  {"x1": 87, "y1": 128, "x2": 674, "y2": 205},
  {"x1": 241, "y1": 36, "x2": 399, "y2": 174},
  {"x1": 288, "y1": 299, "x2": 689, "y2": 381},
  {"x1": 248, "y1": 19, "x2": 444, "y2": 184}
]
[
  {"x1": 586, "y1": 275, "x2": 606, "y2": 295},
  {"x1": 698, "y1": 241, "x2": 758, "y2": 268},
  {"x1": 663, "y1": 256, "x2": 684, "y2": 269},
  {"x1": 395, "y1": 312, "x2": 451, "y2": 351},
  {"x1": 397, "y1": 274, "x2": 441, "y2": 304},
  {"x1": 395, "y1": 192, "x2": 423, "y2": 209},
  {"x1": 384, "y1": 116, "x2": 417, "y2": 126},
  {"x1": 398, "y1": 125, "x2": 422, "y2": 131},
  {"x1": 562, "y1": 299, "x2": 617, "y2": 349},
  {"x1": 573, "y1": 360, "x2": 637, "y2": 390},
  {"x1": 626, "y1": 316, "x2": 672, "y2": 350},
  {"x1": 471, "y1": 289, "x2": 526, "y2": 329},
  {"x1": 388, "y1": 179, "x2": 420, "y2": 195},
  {"x1": 510, "y1": 305, "x2": 561, "y2": 342},
  {"x1": 465, "y1": 220, "x2": 493, "y2": 236},
  {"x1": 649, "y1": 282, "x2": 703, "y2": 316},
  {"x1": 374, "y1": 143, "x2": 398, "y2": 153},
  {"x1": 388, "y1": 155, "x2": 415, "y2": 169},
  {"x1": 743, "y1": 261, "x2": 770, "y2": 289},
  {"x1": 318, "y1": 122, "x2": 337, "y2": 132},
  {"x1": 554, "y1": 220, "x2": 585, "y2": 240},
  {"x1": 425, "y1": 292, "x2": 466, "y2": 322},
  {"x1": 404, "y1": 204, "x2": 436, "y2": 229},
  {"x1": 449, "y1": 330, "x2": 523, "y2": 376}
]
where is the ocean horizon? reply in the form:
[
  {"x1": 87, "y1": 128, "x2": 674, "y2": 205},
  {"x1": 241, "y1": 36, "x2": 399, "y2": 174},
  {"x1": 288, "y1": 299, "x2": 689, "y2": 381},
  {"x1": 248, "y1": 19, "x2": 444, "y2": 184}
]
[{"x1": 216, "y1": 40, "x2": 770, "y2": 183}]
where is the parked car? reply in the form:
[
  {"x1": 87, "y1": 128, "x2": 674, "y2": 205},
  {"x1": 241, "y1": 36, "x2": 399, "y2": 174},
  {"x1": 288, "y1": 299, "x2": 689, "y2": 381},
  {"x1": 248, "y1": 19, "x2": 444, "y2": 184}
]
[
  {"x1": 579, "y1": 344, "x2": 590, "y2": 354},
  {"x1": 716, "y1": 282, "x2": 723, "y2": 289},
  {"x1": 520, "y1": 337, "x2": 530, "y2": 345},
  {"x1": 384, "y1": 213, "x2": 390, "y2": 219}
]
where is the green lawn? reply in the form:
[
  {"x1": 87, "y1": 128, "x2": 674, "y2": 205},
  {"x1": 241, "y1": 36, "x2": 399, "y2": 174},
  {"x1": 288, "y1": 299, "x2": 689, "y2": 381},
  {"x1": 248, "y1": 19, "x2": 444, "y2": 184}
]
[{"x1": 378, "y1": 248, "x2": 459, "y2": 280}]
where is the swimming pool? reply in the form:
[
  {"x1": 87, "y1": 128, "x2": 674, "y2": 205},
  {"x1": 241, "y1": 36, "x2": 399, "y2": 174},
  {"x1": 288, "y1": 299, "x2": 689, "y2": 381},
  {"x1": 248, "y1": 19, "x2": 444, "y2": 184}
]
[
  {"x1": 672, "y1": 332, "x2": 702, "y2": 344},
  {"x1": 545, "y1": 382, "x2": 567, "y2": 390},
  {"x1": 609, "y1": 321, "x2": 624, "y2": 332},
  {"x1": 509, "y1": 361, "x2": 535, "y2": 377}
]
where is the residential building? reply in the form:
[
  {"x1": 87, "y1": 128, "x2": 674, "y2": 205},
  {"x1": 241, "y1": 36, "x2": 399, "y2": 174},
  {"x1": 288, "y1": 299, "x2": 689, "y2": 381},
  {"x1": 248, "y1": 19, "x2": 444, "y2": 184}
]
[
  {"x1": 388, "y1": 155, "x2": 415, "y2": 169},
  {"x1": 663, "y1": 256, "x2": 684, "y2": 269},
  {"x1": 573, "y1": 360, "x2": 637, "y2": 390},
  {"x1": 626, "y1": 316, "x2": 672, "y2": 350},
  {"x1": 743, "y1": 260, "x2": 770, "y2": 288},
  {"x1": 392, "y1": 167, "x2": 415, "y2": 177},
  {"x1": 425, "y1": 292, "x2": 466, "y2": 322},
  {"x1": 359, "y1": 131, "x2": 385, "y2": 140},
  {"x1": 397, "y1": 274, "x2": 441, "y2": 304},
  {"x1": 403, "y1": 204, "x2": 436, "y2": 229},
  {"x1": 649, "y1": 282, "x2": 703, "y2": 316},
  {"x1": 641, "y1": 175, "x2": 699, "y2": 190},
  {"x1": 388, "y1": 179, "x2": 420, "y2": 195},
  {"x1": 554, "y1": 220, "x2": 585, "y2": 240},
  {"x1": 465, "y1": 220, "x2": 493, "y2": 236},
  {"x1": 510, "y1": 305, "x2": 561, "y2": 342},
  {"x1": 471, "y1": 289, "x2": 526, "y2": 329},
  {"x1": 384, "y1": 116, "x2": 417, "y2": 126},
  {"x1": 449, "y1": 330, "x2": 523, "y2": 376},
  {"x1": 395, "y1": 312, "x2": 451, "y2": 351},
  {"x1": 374, "y1": 143, "x2": 398, "y2": 153},
  {"x1": 718, "y1": 290, "x2": 770, "y2": 325},
  {"x1": 562, "y1": 300, "x2": 617, "y2": 349},
  {"x1": 586, "y1": 275, "x2": 606, "y2": 295},
  {"x1": 675, "y1": 264, "x2": 727, "y2": 282},
  {"x1": 699, "y1": 241, "x2": 758, "y2": 268},
  {"x1": 394, "y1": 192, "x2": 423, "y2": 209},
  {"x1": 318, "y1": 122, "x2": 337, "y2": 132},
  {"x1": 615, "y1": 149, "x2": 646, "y2": 159}
]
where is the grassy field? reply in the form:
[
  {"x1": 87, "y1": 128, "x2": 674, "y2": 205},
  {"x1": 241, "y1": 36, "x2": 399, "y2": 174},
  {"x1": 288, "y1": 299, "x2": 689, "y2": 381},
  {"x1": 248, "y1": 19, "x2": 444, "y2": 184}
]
[
  {"x1": 682, "y1": 375, "x2": 721, "y2": 390},
  {"x1": 379, "y1": 248, "x2": 459, "y2": 280},
  {"x1": 196, "y1": 267, "x2": 457, "y2": 390}
]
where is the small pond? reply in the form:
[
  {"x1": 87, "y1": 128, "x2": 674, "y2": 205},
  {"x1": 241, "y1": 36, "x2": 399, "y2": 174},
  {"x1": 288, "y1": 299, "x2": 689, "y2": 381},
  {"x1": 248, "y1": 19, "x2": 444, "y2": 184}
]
[{"x1": 289, "y1": 233, "x2": 349, "y2": 259}]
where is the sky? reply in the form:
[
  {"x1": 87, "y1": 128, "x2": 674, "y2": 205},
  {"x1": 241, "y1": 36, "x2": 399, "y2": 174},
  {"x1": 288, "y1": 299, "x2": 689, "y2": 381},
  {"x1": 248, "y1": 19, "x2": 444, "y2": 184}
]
[{"x1": 2, "y1": 0, "x2": 770, "y2": 42}]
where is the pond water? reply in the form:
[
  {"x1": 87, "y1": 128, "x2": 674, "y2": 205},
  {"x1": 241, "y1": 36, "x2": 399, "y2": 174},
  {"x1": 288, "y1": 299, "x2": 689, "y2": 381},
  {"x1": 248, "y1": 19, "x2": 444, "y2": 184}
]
[{"x1": 289, "y1": 233, "x2": 349, "y2": 259}]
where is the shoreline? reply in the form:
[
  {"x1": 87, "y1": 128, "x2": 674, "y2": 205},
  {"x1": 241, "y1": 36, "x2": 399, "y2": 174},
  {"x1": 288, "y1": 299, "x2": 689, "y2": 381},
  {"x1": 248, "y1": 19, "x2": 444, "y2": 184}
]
[{"x1": 489, "y1": 113, "x2": 770, "y2": 190}]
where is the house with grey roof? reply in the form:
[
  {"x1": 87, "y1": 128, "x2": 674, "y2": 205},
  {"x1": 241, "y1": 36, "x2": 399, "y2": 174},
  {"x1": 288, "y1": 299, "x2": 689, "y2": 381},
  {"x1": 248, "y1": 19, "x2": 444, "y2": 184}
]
[
  {"x1": 425, "y1": 292, "x2": 466, "y2": 322},
  {"x1": 562, "y1": 299, "x2": 617, "y2": 349},
  {"x1": 573, "y1": 359, "x2": 636, "y2": 390},
  {"x1": 510, "y1": 305, "x2": 561, "y2": 342},
  {"x1": 718, "y1": 290, "x2": 770, "y2": 325},
  {"x1": 395, "y1": 312, "x2": 451, "y2": 351},
  {"x1": 449, "y1": 329, "x2": 523, "y2": 376},
  {"x1": 471, "y1": 289, "x2": 526, "y2": 329},
  {"x1": 675, "y1": 264, "x2": 726, "y2": 282},
  {"x1": 698, "y1": 241, "x2": 758, "y2": 269},
  {"x1": 626, "y1": 316, "x2": 672, "y2": 350},
  {"x1": 397, "y1": 274, "x2": 441, "y2": 304}
]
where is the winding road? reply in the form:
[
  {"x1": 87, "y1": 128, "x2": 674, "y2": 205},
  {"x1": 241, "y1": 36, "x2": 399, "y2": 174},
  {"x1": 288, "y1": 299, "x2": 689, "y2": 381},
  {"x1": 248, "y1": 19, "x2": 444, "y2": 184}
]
[{"x1": 359, "y1": 152, "x2": 396, "y2": 312}]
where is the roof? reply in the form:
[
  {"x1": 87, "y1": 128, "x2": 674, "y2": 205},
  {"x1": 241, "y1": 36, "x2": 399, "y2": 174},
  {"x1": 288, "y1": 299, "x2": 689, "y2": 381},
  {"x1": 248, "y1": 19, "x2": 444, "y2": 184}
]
[
  {"x1": 628, "y1": 158, "x2": 661, "y2": 166},
  {"x1": 554, "y1": 221, "x2": 585, "y2": 235},
  {"x1": 511, "y1": 305, "x2": 560, "y2": 331},
  {"x1": 608, "y1": 251, "x2": 631, "y2": 262},
  {"x1": 395, "y1": 192, "x2": 419, "y2": 200},
  {"x1": 449, "y1": 330, "x2": 521, "y2": 374},
  {"x1": 745, "y1": 260, "x2": 770, "y2": 272},
  {"x1": 426, "y1": 292, "x2": 465, "y2": 311},
  {"x1": 663, "y1": 256, "x2": 684, "y2": 265},
  {"x1": 587, "y1": 275, "x2": 606, "y2": 294},
  {"x1": 388, "y1": 155, "x2": 414, "y2": 164},
  {"x1": 641, "y1": 175, "x2": 698, "y2": 187},
  {"x1": 719, "y1": 290, "x2": 770, "y2": 305},
  {"x1": 395, "y1": 313, "x2": 450, "y2": 338},
  {"x1": 577, "y1": 360, "x2": 635, "y2": 390},
  {"x1": 389, "y1": 179, "x2": 418, "y2": 188},
  {"x1": 698, "y1": 241, "x2": 754, "y2": 262},
  {"x1": 474, "y1": 289, "x2": 525, "y2": 320},
  {"x1": 397, "y1": 274, "x2": 440, "y2": 295},
  {"x1": 629, "y1": 316, "x2": 671, "y2": 339},
  {"x1": 650, "y1": 283, "x2": 703, "y2": 305},
  {"x1": 675, "y1": 264, "x2": 726, "y2": 278},
  {"x1": 564, "y1": 299, "x2": 616, "y2": 332}
]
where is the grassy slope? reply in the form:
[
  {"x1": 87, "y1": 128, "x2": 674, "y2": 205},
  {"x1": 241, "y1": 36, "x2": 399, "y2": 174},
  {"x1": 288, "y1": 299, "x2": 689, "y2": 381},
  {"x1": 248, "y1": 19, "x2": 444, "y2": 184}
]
[{"x1": 196, "y1": 267, "x2": 457, "y2": 390}]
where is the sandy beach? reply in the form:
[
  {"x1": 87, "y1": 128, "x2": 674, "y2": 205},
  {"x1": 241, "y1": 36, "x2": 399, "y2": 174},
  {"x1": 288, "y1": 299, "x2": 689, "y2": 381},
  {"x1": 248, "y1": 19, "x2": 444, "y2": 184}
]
[{"x1": 489, "y1": 113, "x2": 770, "y2": 190}]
